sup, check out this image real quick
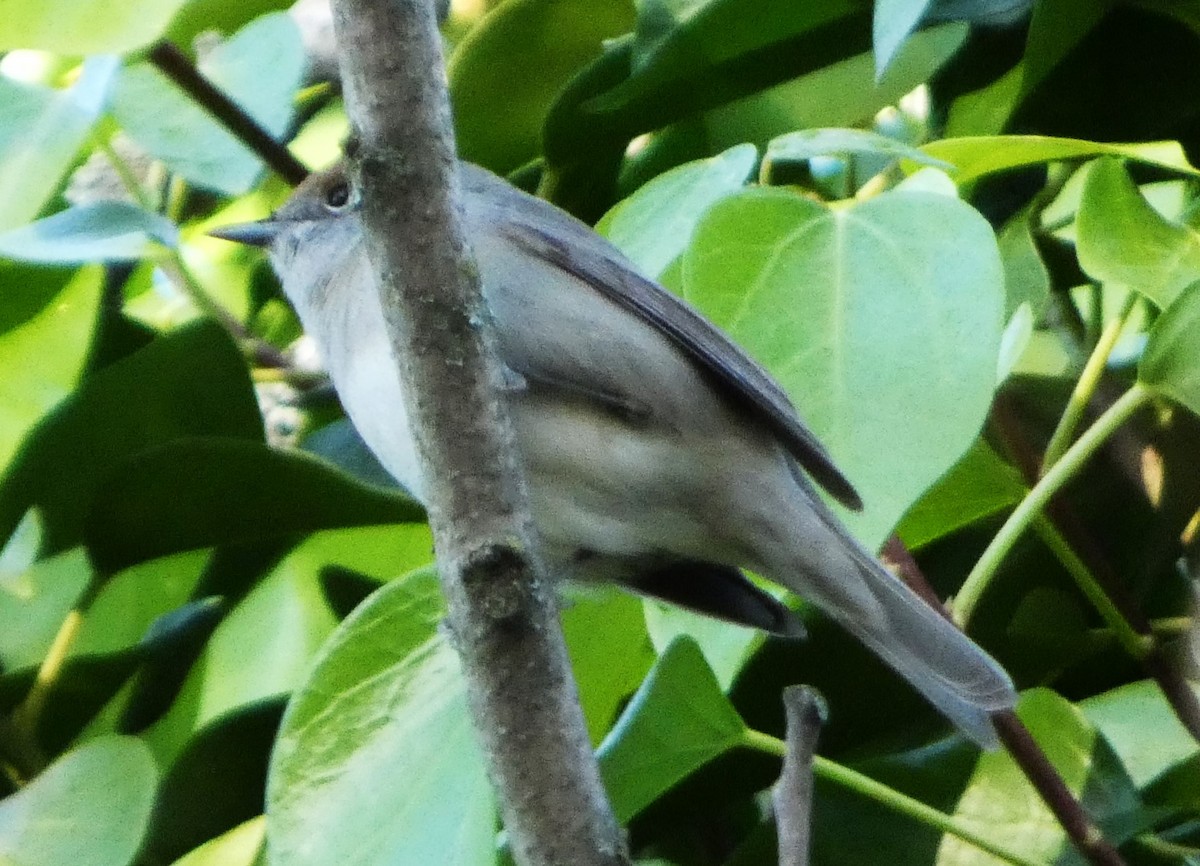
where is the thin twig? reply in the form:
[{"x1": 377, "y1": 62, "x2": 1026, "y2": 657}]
[
  {"x1": 772, "y1": 686, "x2": 826, "y2": 866},
  {"x1": 147, "y1": 41, "x2": 309, "y2": 186}
]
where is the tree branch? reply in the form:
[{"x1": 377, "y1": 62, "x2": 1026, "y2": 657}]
[{"x1": 326, "y1": 2, "x2": 628, "y2": 865}]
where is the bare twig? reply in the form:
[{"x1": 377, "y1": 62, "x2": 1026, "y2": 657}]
[
  {"x1": 147, "y1": 41, "x2": 309, "y2": 186},
  {"x1": 773, "y1": 687, "x2": 826, "y2": 866},
  {"x1": 992, "y1": 713, "x2": 1125, "y2": 866},
  {"x1": 326, "y1": 2, "x2": 628, "y2": 865}
]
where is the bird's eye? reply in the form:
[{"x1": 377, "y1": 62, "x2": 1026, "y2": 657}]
[{"x1": 324, "y1": 181, "x2": 352, "y2": 211}]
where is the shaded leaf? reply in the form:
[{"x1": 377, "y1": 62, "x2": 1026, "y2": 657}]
[
  {"x1": 449, "y1": 0, "x2": 634, "y2": 173},
  {"x1": 0, "y1": 321, "x2": 262, "y2": 557},
  {"x1": 0, "y1": 737, "x2": 158, "y2": 866},
  {"x1": 85, "y1": 437, "x2": 423, "y2": 572},
  {"x1": 143, "y1": 700, "x2": 284, "y2": 865},
  {"x1": 598, "y1": 636, "x2": 747, "y2": 822},
  {"x1": 998, "y1": 210, "x2": 1051, "y2": 318},
  {"x1": 1140, "y1": 280, "x2": 1200, "y2": 417},
  {"x1": 268, "y1": 568, "x2": 496, "y2": 866},
  {"x1": 317, "y1": 563, "x2": 383, "y2": 621},
  {"x1": 897, "y1": 439, "x2": 1026, "y2": 551},
  {"x1": 118, "y1": 596, "x2": 227, "y2": 733}
]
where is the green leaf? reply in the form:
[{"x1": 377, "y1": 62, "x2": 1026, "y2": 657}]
[
  {"x1": 111, "y1": 13, "x2": 304, "y2": 195},
  {"x1": 0, "y1": 203, "x2": 178, "y2": 263},
  {"x1": 0, "y1": 737, "x2": 158, "y2": 866},
  {"x1": 165, "y1": 0, "x2": 294, "y2": 48},
  {"x1": 643, "y1": 601, "x2": 764, "y2": 690},
  {"x1": 1140, "y1": 280, "x2": 1200, "y2": 416},
  {"x1": 142, "y1": 525, "x2": 432, "y2": 766},
  {"x1": 169, "y1": 817, "x2": 264, "y2": 866},
  {"x1": 0, "y1": 0, "x2": 186, "y2": 53},
  {"x1": 935, "y1": 689, "x2": 1144, "y2": 864},
  {"x1": 897, "y1": 439, "x2": 1027, "y2": 551},
  {"x1": 598, "y1": 636, "x2": 747, "y2": 822},
  {"x1": 1082, "y1": 680, "x2": 1200, "y2": 789},
  {"x1": 874, "y1": 0, "x2": 936, "y2": 78},
  {"x1": 561, "y1": 589, "x2": 656, "y2": 744},
  {"x1": 0, "y1": 264, "x2": 103, "y2": 470},
  {"x1": 920, "y1": 136, "x2": 1199, "y2": 187},
  {"x1": 683, "y1": 187, "x2": 1005, "y2": 548},
  {"x1": 1077, "y1": 158, "x2": 1200, "y2": 310},
  {"x1": 944, "y1": 63, "x2": 1024, "y2": 137},
  {"x1": 629, "y1": 23, "x2": 967, "y2": 182},
  {"x1": 597, "y1": 144, "x2": 757, "y2": 279},
  {"x1": 85, "y1": 437, "x2": 423, "y2": 572},
  {"x1": 766, "y1": 127, "x2": 951, "y2": 171},
  {"x1": 449, "y1": 0, "x2": 635, "y2": 174},
  {"x1": 0, "y1": 547, "x2": 90, "y2": 669},
  {"x1": 998, "y1": 210, "x2": 1051, "y2": 318},
  {"x1": 0, "y1": 57, "x2": 118, "y2": 231},
  {"x1": 0, "y1": 321, "x2": 263, "y2": 557},
  {"x1": 73, "y1": 550, "x2": 208, "y2": 659},
  {"x1": 268, "y1": 568, "x2": 496, "y2": 866}
]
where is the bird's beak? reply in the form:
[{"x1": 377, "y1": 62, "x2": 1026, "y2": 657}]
[{"x1": 208, "y1": 219, "x2": 279, "y2": 247}]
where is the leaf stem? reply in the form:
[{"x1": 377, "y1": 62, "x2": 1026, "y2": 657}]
[
  {"x1": 954, "y1": 383, "x2": 1153, "y2": 626},
  {"x1": 1041, "y1": 292, "x2": 1139, "y2": 471},
  {"x1": 742, "y1": 730, "x2": 1041, "y2": 866},
  {"x1": 9, "y1": 606, "x2": 88, "y2": 772}
]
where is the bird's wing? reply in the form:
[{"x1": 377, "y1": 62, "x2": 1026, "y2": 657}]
[{"x1": 463, "y1": 164, "x2": 862, "y2": 511}]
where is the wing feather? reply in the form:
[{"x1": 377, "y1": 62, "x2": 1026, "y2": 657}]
[{"x1": 462, "y1": 164, "x2": 862, "y2": 511}]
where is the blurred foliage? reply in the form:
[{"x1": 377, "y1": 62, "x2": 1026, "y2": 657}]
[{"x1": 0, "y1": 0, "x2": 1199, "y2": 865}]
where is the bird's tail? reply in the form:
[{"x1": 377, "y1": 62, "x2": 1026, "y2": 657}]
[{"x1": 762, "y1": 503, "x2": 1016, "y2": 748}]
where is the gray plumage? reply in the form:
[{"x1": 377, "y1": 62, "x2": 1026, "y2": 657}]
[{"x1": 213, "y1": 161, "x2": 1016, "y2": 747}]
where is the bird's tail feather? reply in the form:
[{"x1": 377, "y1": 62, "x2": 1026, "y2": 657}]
[{"x1": 769, "y1": 515, "x2": 1016, "y2": 748}]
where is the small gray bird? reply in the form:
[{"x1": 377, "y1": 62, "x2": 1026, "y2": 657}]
[{"x1": 214, "y1": 161, "x2": 1016, "y2": 746}]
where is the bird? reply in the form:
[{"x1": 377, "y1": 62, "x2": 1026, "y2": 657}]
[{"x1": 212, "y1": 159, "x2": 1016, "y2": 747}]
